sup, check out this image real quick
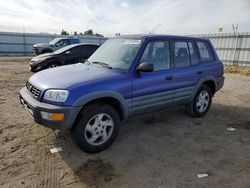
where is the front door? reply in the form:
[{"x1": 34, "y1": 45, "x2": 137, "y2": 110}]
[{"x1": 131, "y1": 40, "x2": 176, "y2": 115}]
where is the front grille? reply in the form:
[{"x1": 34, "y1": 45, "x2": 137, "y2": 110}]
[{"x1": 26, "y1": 81, "x2": 41, "y2": 99}]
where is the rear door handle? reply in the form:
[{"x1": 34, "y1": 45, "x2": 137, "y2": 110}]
[
  {"x1": 196, "y1": 71, "x2": 203, "y2": 75},
  {"x1": 165, "y1": 76, "x2": 173, "y2": 80}
]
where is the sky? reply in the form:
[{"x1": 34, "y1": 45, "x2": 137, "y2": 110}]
[{"x1": 0, "y1": 0, "x2": 249, "y2": 36}]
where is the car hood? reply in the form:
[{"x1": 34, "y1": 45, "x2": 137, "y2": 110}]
[
  {"x1": 32, "y1": 52, "x2": 54, "y2": 60},
  {"x1": 29, "y1": 63, "x2": 122, "y2": 90},
  {"x1": 33, "y1": 43, "x2": 49, "y2": 48}
]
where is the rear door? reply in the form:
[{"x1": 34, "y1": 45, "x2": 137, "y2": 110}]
[
  {"x1": 131, "y1": 39, "x2": 177, "y2": 115},
  {"x1": 170, "y1": 40, "x2": 205, "y2": 105}
]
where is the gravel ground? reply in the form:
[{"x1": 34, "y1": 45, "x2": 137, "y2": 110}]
[{"x1": 0, "y1": 57, "x2": 250, "y2": 188}]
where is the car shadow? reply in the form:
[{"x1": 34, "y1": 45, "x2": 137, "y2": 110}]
[{"x1": 54, "y1": 103, "x2": 250, "y2": 187}]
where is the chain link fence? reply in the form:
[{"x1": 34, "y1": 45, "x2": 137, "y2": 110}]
[
  {"x1": 0, "y1": 31, "x2": 108, "y2": 56},
  {"x1": 193, "y1": 32, "x2": 250, "y2": 66},
  {"x1": 0, "y1": 31, "x2": 250, "y2": 66}
]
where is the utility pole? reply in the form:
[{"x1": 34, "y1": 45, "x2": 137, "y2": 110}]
[
  {"x1": 232, "y1": 24, "x2": 238, "y2": 35},
  {"x1": 232, "y1": 24, "x2": 239, "y2": 66},
  {"x1": 23, "y1": 26, "x2": 26, "y2": 56}
]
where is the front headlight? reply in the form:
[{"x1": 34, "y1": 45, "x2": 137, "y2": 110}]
[
  {"x1": 31, "y1": 58, "x2": 43, "y2": 65},
  {"x1": 43, "y1": 90, "x2": 69, "y2": 102}
]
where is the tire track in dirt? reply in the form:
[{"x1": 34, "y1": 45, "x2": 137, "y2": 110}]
[{"x1": 39, "y1": 129, "x2": 58, "y2": 188}]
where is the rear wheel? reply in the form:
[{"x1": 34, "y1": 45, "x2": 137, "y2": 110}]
[
  {"x1": 186, "y1": 85, "x2": 212, "y2": 117},
  {"x1": 71, "y1": 104, "x2": 120, "y2": 153}
]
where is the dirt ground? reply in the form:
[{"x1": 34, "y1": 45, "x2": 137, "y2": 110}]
[{"x1": 0, "y1": 57, "x2": 250, "y2": 188}]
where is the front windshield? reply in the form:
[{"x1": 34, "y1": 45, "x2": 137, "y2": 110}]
[
  {"x1": 53, "y1": 44, "x2": 75, "y2": 54},
  {"x1": 88, "y1": 38, "x2": 141, "y2": 71},
  {"x1": 49, "y1": 38, "x2": 62, "y2": 45}
]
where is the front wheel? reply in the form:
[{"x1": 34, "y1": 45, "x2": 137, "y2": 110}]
[
  {"x1": 47, "y1": 62, "x2": 59, "y2": 69},
  {"x1": 71, "y1": 104, "x2": 120, "y2": 153},
  {"x1": 186, "y1": 85, "x2": 212, "y2": 117}
]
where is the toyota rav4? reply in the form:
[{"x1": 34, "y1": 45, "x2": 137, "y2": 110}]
[{"x1": 20, "y1": 34, "x2": 224, "y2": 153}]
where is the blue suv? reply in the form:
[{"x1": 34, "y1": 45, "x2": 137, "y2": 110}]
[{"x1": 20, "y1": 34, "x2": 224, "y2": 153}]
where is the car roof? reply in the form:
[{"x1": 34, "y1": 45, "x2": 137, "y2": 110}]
[
  {"x1": 116, "y1": 34, "x2": 209, "y2": 41},
  {"x1": 66, "y1": 43, "x2": 100, "y2": 48},
  {"x1": 55, "y1": 37, "x2": 80, "y2": 40}
]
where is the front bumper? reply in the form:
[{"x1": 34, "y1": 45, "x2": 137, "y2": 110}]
[
  {"x1": 33, "y1": 47, "x2": 41, "y2": 55},
  {"x1": 19, "y1": 87, "x2": 81, "y2": 131},
  {"x1": 29, "y1": 63, "x2": 43, "y2": 72}
]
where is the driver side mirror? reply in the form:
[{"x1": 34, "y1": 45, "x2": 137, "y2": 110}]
[
  {"x1": 65, "y1": 51, "x2": 71, "y2": 55},
  {"x1": 136, "y1": 62, "x2": 154, "y2": 72}
]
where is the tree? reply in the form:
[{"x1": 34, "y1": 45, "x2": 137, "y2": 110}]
[
  {"x1": 73, "y1": 31, "x2": 78, "y2": 35},
  {"x1": 61, "y1": 29, "x2": 69, "y2": 35},
  {"x1": 84, "y1": 29, "x2": 93, "y2": 35}
]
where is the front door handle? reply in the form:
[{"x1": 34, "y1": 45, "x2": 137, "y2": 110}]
[
  {"x1": 165, "y1": 76, "x2": 173, "y2": 80},
  {"x1": 196, "y1": 71, "x2": 203, "y2": 75}
]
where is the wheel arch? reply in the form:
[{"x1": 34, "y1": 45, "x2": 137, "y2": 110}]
[
  {"x1": 202, "y1": 80, "x2": 216, "y2": 95},
  {"x1": 72, "y1": 91, "x2": 129, "y2": 124},
  {"x1": 192, "y1": 77, "x2": 217, "y2": 100},
  {"x1": 41, "y1": 48, "x2": 53, "y2": 54}
]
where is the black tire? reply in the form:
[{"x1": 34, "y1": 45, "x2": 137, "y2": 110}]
[
  {"x1": 186, "y1": 85, "x2": 212, "y2": 117},
  {"x1": 71, "y1": 104, "x2": 120, "y2": 153},
  {"x1": 47, "y1": 62, "x2": 59, "y2": 69}
]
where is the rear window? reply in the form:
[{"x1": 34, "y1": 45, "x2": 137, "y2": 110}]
[{"x1": 197, "y1": 41, "x2": 214, "y2": 62}]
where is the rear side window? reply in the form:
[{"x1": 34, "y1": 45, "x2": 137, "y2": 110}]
[
  {"x1": 173, "y1": 41, "x2": 191, "y2": 68},
  {"x1": 197, "y1": 41, "x2": 214, "y2": 62},
  {"x1": 70, "y1": 46, "x2": 82, "y2": 54},
  {"x1": 85, "y1": 45, "x2": 99, "y2": 56},
  {"x1": 188, "y1": 42, "x2": 199, "y2": 65}
]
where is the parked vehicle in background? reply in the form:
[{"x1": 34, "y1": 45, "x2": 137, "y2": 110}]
[
  {"x1": 32, "y1": 37, "x2": 80, "y2": 55},
  {"x1": 29, "y1": 43, "x2": 99, "y2": 72},
  {"x1": 20, "y1": 34, "x2": 224, "y2": 153}
]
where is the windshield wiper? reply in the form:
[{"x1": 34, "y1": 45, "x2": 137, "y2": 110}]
[{"x1": 91, "y1": 61, "x2": 112, "y2": 69}]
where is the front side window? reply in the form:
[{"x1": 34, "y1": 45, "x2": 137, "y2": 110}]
[
  {"x1": 173, "y1": 41, "x2": 191, "y2": 68},
  {"x1": 197, "y1": 41, "x2": 214, "y2": 62},
  {"x1": 56, "y1": 39, "x2": 68, "y2": 46},
  {"x1": 49, "y1": 38, "x2": 61, "y2": 45},
  {"x1": 140, "y1": 41, "x2": 170, "y2": 71},
  {"x1": 88, "y1": 38, "x2": 141, "y2": 70}
]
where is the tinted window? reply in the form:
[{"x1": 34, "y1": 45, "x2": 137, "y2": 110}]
[
  {"x1": 173, "y1": 41, "x2": 191, "y2": 68},
  {"x1": 78, "y1": 45, "x2": 99, "y2": 56},
  {"x1": 87, "y1": 45, "x2": 99, "y2": 55},
  {"x1": 70, "y1": 46, "x2": 82, "y2": 54},
  {"x1": 188, "y1": 42, "x2": 199, "y2": 65},
  {"x1": 140, "y1": 41, "x2": 170, "y2": 71},
  {"x1": 197, "y1": 41, "x2": 214, "y2": 62}
]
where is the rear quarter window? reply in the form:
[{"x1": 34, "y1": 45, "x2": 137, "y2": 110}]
[{"x1": 196, "y1": 41, "x2": 214, "y2": 62}]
